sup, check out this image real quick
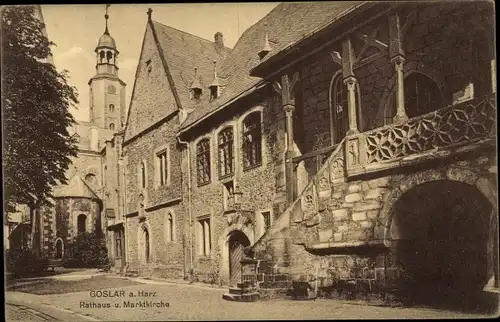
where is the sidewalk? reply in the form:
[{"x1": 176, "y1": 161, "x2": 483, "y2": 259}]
[
  {"x1": 109, "y1": 274, "x2": 228, "y2": 291},
  {"x1": 6, "y1": 291, "x2": 101, "y2": 321}
]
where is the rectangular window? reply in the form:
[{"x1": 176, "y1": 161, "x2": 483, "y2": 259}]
[
  {"x1": 197, "y1": 139, "x2": 211, "y2": 186},
  {"x1": 198, "y1": 218, "x2": 211, "y2": 256},
  {"x1": 156, "y1": 150, "x2": 169, "y2": 186},
  {"x1": 218, "y1": 127, "x2": 234, "y2": 178},
  {"x1": 262, "y1": 211, "x2": 271, "y2": 231},
  {"x1": 243, "y1": 112, "x2": 262, "y2": 169}
]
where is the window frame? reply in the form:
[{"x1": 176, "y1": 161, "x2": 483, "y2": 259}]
[
  {"x1": 218, "y1": 127, "x2": 234, "y2": 178},
  {"x1": 77, "y1": 214, "x2": 87, "y2": 235},
  {"x1": 165, "y1": 213, "x2": 175, "y2": 243},
  {"x1": 138, "y1": 161, "x2": 147, "y2": 189},
  {"x1": 242, "y1": 112, "x2": 262, "y2": 170},
  {"x1": 402, "y1": 72, "x2": 443, "y2": 118},
  {"x1": 155, "y1": 147, "x2": 170, "y2": 188},
  {"x1": 197, "y1": 216, "x2": 211, "y2": 257},
  {"x1": 331, "y1": 73, "x2": 349, "y2": 144},
  {"x1": 109, "y1": 104, "x2": 115, "y2": 113},
  {"x1": 196, "y1": 138, "x2": 212, "y2": 186},
  {"x1": 143, "y1": 227, "x2": 150, "y2": 263}
]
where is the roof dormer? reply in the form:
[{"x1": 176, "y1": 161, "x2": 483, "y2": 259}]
[{"x1": 190, "y1": 67, "x2": 203, "y2": 100}]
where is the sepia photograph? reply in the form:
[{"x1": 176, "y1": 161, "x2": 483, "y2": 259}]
[{"x1": 2, "y1": 1, "x2": 498, "y2": 320}]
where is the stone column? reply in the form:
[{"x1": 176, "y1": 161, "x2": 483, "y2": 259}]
[
  {"x1": 392, "y1": 55, "x2": 408, "y2": 122},
  {"x1": 342, "y1": 38, "x2": 359, "y2": 135},
  {"x1": 284, "y1": 104, "x2": 296, "y2": 203},
  {"x1": 344, "y1": 76, "x2": 359, "y2": 135},
  {"x1": 274, "y1": 73, "x2": 299, "y2": 205},
  {"x1": 389, "y1": 13, "x2": 408, "y2": 123}
]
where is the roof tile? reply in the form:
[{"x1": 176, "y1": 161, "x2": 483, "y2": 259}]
[{"x1": 179, "y1": 2, "x2": 363, "y2": 131}]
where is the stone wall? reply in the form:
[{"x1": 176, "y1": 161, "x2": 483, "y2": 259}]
[
  {"x1": 125, "y1": 203, "x2": 187, "y2": 280},
  {"x1": 42, "y1": 198, "x2": 101, "y2": 259},
  {"x1": 252, "y1": 146, "x2": 497, "y2": 297},
  {"x1": 186, "y1": 97, "x2": 285, "y2": 285},
  {"x1": 120, "y1": 19, "x2": 189, "y2": 279},
  {"x1": 123, "y1": 23, "x2": 179, "y2": 141},
  {"x1": 122, "y1": 113, "x2": 186, "y2": 279},
  {"x1": 295, "y1": 2, "x2": 494, "y2": 141}
]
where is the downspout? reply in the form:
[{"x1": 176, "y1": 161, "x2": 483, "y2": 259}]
[{"x1": 177, "y1": 136, "x2": 193, "y2": 281}]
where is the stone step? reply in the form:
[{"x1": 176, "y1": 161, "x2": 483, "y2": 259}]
[
  {"x1": 236, "y1": 281, "x2": 252, "y2": 289},
  {"x1": 229, "y1": 287, "x2": 257, "y2": 295},
  {"x1": 222, "y1": 292, "x2": 260, "y2": 302}
]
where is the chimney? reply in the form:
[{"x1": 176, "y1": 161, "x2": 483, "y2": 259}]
[{"x1": 214, "y1": 32, "x2": 224, "y2": 49}]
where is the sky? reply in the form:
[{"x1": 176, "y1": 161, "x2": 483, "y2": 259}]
[{"x1": 41, "y1": 3, "x2": 279, "y2": 122}]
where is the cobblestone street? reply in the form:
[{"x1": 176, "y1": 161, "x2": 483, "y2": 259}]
[{"x1": 6, "y1": 276, "x2": 497, "y2": 321}]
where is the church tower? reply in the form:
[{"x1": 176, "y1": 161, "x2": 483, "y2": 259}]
[{"x1": 88, "y1": 6, "x2": 126, "y2": 131}]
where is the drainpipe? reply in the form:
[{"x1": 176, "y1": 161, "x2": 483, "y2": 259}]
[{"x1": 177, "y1": 136, "x2": 193, "y2": 281}]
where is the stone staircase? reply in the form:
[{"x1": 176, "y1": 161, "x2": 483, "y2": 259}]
[{"x1": 222, "y1": 281, "x2": 260, "y2": 302}]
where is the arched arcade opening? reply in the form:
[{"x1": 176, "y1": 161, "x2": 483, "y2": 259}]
[{"x1": 387, "y1": 179, "x2": 497, "y2": 309}]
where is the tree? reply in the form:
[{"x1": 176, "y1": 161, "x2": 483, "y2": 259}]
[{"x1": 1, "y1": 6, "x2": 78, "y2": 219}]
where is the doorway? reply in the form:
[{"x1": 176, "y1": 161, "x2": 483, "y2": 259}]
[
  {"x1": 228, "y1": 230, "x2": 251, "y2": 286},
  {"x1": 55, "y1": 238, "x2": 63, "y2": 259}
]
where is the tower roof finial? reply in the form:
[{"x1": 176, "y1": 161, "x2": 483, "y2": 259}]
[
  {"x1": 210, "y1": 60, "x2": 220, "y2": 87},
  {"x1": 104, "y1": 4, "x2": 111, "y2": 35},
  {"x1": 147, "y1": 8, "x2": 153, "y2": 21}
]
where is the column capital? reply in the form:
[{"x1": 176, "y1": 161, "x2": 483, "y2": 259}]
[
  {"x1": 391, "y1": 55, "x2": 406, "y2": 70},
  {"x1": 283, "y1": 104, "x2": 295, "y2": 114},
  {"x1": 343, "y1": 76, "x2": 358, "y2": 91}
]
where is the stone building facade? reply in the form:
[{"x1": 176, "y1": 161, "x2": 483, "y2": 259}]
[
  {"x1": 174, "y1": 1, "x2": 496, "y2": 300},
  {"x1": 13, "y1": 2, "x2": 496, "y2": 304},
  {"x1": 119, "y1": 11, "x2": 230, "y2": 279}
]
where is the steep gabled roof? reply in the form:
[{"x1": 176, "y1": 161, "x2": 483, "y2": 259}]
[
  {"x1": 52, "y1": 175, "x2": 100, "y2": 200},
  {"x1": 123, "y1": 18, "x2": 231, "y2": 143},
  {"x1": 179, "y1": 1, "x2": 363, "y2": 132},
  {"x1": 153, "y1": 21, "x2": 231, "y2": 110}
]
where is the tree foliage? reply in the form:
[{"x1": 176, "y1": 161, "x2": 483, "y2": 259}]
[
  {"x1": 64, "y1": 232, "x2": 109, "y2": 268},
  {"x1": 1, "y1": 6, "x2": 79, "y2": 214}
]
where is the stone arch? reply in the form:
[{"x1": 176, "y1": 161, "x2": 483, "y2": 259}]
[
  {"x1": 55, "y1": 237, "x2": 64, "y2": 259},
  {"x1": 377, "y1": 168, "x2": 498, "y2": 303},
  {"x1": 376, "y1": 64, "x2": 450, "y2": 126},
  {"x1": 378, "y1": 165, "x2": 497, "y2": 242},
  {"x1": 218, "y1": 223, "x2": 255, "y2": 285},
  {"x1": 137, "y1": 221, "x2": 153, "y2": 264}
]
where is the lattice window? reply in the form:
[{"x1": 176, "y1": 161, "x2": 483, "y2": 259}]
[
  {"x1": 332, "y1": 74, "x2": 349, "y2": 144},
  {"x1": 404, "y1": 73, "x2": 442, "y2": 118},
  {"x1": 218, "y1": 127, "x2": 234, "y2": 177},
  {"x1": 197, "y1": 139, "x2": 211, "y2": 185},
  {"x1": 243, "y1": 112, "x2": 262, "y2": 169}
]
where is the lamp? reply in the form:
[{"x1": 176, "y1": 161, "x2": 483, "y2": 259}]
[{"x1": 233, "y1": 185, "x2": 243, "y2": 211}]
